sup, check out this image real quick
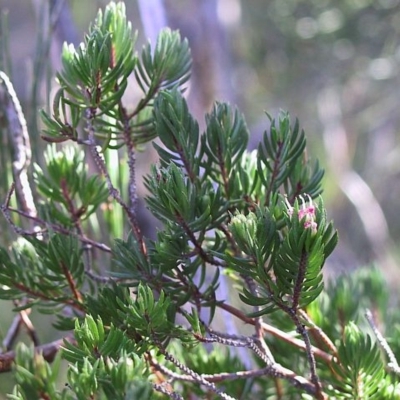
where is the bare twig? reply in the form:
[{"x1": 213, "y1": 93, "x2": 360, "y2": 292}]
[
  {"x1": 153, "y1": 382, "x2": 184, "y2": 400},
  {"x1": 1, "y1": 183, "x2": 25, "y2": 235},
  {"x1": 243, "y1": 274, "x2": 275, "y2": 364},
  {"x1": 211, "y1": 362, "x2": 327, "y2": 398},
  {"x1": 150, "y1": 343, "x2": 326, "y2": 398},
  {"x1": 0, "y1": 71, "x2": 42, "y2": 357},
  {"x1": 120, "y1": 105, "x2": 139, "y2": 221},
  {"x1": 217, "y1": 302, "x2": 333, "y2": 363},
  {"x1": 4, "y1": 203, "x2": 112, "y2": 253},
  {"x1": 198, "y1": 327, "x2": 272, "y2": 366},
  {"x1": 159, "y1": 346, "x2": 237, "y2": 400},
  {"x1": 85, "y1": 109, "x2": 146, "y2": 255},
  {"x1": 299, "y1": 309, "x2": 337, "y2": 356},
  {"x1": 2, "y1": 312, "x2": 22, "y2": 352},
  {"x1": 18, "y1": 307, "x2": 39, "y2": 346},
  {"x1": 365, "y1": 308, "x2": 400, "y2": 375},
  {"x1": 2, "y1": 303, "x2": 40, "y2": 352},
  {"x1": 287, "y1": 310, "x2": 323, "y2": 399},
  {"x1": 0, "y1": 71, "x2": 36, "y2": 220},
  {"x1": 0, "y1": 335, "x2": 75, "y2": 373},
  {"x1": 197, "y1": 327, "x2": 251, "y2": 348}
]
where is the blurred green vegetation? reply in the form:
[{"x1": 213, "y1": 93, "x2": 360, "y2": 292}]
[{"x1": 1, "y1": 0, "x2": 400, "y2": 397}]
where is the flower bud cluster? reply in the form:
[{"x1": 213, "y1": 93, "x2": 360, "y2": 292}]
[{"x1": 285, "y1": 194, "x2": 317, "y2": 235}]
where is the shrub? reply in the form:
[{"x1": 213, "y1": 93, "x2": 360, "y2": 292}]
[{"x1": 0, "y1": 2, "x2": 399, "y2": 399}]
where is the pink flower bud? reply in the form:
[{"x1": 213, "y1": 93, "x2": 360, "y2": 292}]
[{"x1": 285, "y1": 194, "x2": 318, "y2": 235}]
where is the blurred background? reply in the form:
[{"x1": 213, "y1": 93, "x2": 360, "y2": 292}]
[{"x1": 1, "y1": 0, "x2": 400, "y2": 396}]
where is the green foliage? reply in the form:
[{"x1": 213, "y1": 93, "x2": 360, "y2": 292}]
[
  {"x1": 0, "y1": 234, "x2": 84, "y2": 315},
  {"x1": 8, "y1": 344, "x2": 70, "y2": 400},
  {"x1": 227, "y1": 197, "x2": 337, "y2": 316},
  {"x1": 329, "y1": 323, "x2": 386, "y2": 399},
  {"x1": 0, "y1": 2, "x2": 399, "y2": 400},
  {"x1": 136, "y1": 29, "x2": 191, "y2": 93},
  {"x1": 34, "y1": 145, "x2": 109, "y2": 226},
  {"x1": 62, "y1": 316, "x2": 153, "y2": 400}
]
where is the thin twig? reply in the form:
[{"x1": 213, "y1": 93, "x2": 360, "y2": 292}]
[
  {"x1": 0, "y1": 71, "x2": 36, "y2": 220},
  {"x1": 153, "y1": 382, "x2": 184, "y2": 400},
  {"x1": 85, "y1": 109, "x2": 146, "y2": 255},
  {"x1": 120, "y1": 105, "x2": 139, "y2": 220},
  {"x1": 298, "y1": 309, "x2": 337, "y2": 356},
  {"x1": 151, "y1": 346, "x2": 326, "y2": 398},
  {"x1": 217, "y1": 302, "x2": 333, "y2": 363},
  {"x1": 289, "y1": 310, "x2": 323, "y2": 399},
  {"x1": 1, "y1": 183, "x2": 25, "y2": 235},
  {"x1": 59, "y1": 173, "x2": 109, "y2": 284},
  {"x1": 174, "y1": 212, "x2": 223, "y2": 266},
  {"x1": 8, "y1": 300, "x2": 40, "y2": 348},
  {"x1": 195, "y1": 329, "x2": 248, "y2": 348},
  {"x1": 160, "y1": 346, "x2": 237, "y2": 400},
  {"x1": 0, "y1": 335, "x2": 75, "y2": 373},
  {"x1": 5, "y1": 204, "x2": 112, "y2": 253},
  {"x1": 2, "y1": 313, "x2": 22, "y2": 352},
  {"x1": 59, "y1": 261, "x2": 83, "y2": 303},
  {"x1": 243, "y1": 274, "x2": 275, "y2": 364},
  {"x1": 216, "y1": 362, "x2": 327, "y2": 398},
  {"x1": 12, "y1": 280, "x2": 85, "y2": 313},
  {"x1": 365, "y1": 308, "x2": 400, "y2": 375},
  {"x1": 0, "y1": 71, "x2": 43, "y2": 356}
]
